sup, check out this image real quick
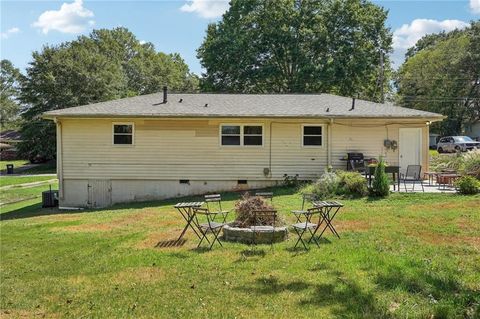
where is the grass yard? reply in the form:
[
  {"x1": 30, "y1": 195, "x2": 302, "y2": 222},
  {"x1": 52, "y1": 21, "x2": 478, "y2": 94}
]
[
  {"x1": 0, "y1": 188, "x2": 479, "y2": 318},
  {"x1": 0, "y1": 160, "x2": 28, "y2": 171},
  {"x1": 0, "y1": 160, "x2": 56, "y2": 175},
  {"x1": 0, "y1": 175, "x2": 57, "y2": 187},
  {"x1": 0, "y1": 182, "x2": 58, "y2": 205}
]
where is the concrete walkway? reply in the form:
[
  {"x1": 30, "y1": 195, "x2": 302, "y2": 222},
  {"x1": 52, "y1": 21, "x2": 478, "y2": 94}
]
[{"x1": 391, "y1": 181, "x2": 456, "y2": 193}]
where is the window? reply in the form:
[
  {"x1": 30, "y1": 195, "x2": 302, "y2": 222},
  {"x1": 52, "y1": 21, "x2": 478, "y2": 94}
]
[
  {"x1": 302, "y1": 125, "x2": 323, "y2": 146},
  {"x1": 113, "y1": 123, "x2": 134, "y2": 145},
  {"x1": 243, "y1": 126, "x2": 262, "y2": 146},
  {"x1": 221, "y1": 125, "x2": 241, "y2": 145},
  {"x1": 220, "y1": 125, "x2": 263, "y2": 146}
]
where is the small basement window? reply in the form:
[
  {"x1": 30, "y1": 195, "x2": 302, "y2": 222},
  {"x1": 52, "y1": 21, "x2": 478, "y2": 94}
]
[
  {"x1": 237, "y1": 180, "x2": 248, "y2": 185},
  {"x1": 302, "y1": 125, "x2": 323, "y2": 147},
  {"x1": 179, "y1": 179, "x2": 190, "y2": 184},
  {"x1": 113, "y1": 123, "x2": 134, "y2": 145}
]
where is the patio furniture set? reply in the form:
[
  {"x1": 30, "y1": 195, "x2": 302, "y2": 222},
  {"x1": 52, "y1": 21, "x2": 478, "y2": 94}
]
[
  {"x1": 174, "y1": 192, "x2": 343, "y2": 250},
  {"x1": 345, "y1": 152, "x2": 431, "y2": 192}
]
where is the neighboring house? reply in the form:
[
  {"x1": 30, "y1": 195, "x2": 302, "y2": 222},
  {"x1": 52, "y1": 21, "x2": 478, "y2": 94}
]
[
  {"x1": 43, "y1": 90, "x2": 444, "y2": 208},
  {"x1": 0, "y1": 130, "x2": 22, "y2": 160},
  {"x1": 465, "y1": 121, "x2": 480, "y2": 141},
  {"x1": 429, "y1": 133, "x2": 440, "y2": 149}
]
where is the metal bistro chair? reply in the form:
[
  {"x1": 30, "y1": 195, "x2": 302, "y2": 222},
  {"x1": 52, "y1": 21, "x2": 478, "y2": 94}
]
[
  {"x1": 255, "y1": 192, "x2": 273, "y2": 202},
  {"x1": 192, "y1": 207, "x2": 229, "y2": 249},
  {"x1": 291, "y1": 193, "x2": 318, "y2": 223},
  {"x1": 204, "y1": 194, "x2": 229, "y2": 223},
  {"x1": 400, "y1": 165, "x2": 424, "y2": 192},
  {"x1": 251, "y1": 209, "x2": 278, "y2": 247},
  {"x1": 291, "y1": 207, "x2": 321, "y2": 250}
]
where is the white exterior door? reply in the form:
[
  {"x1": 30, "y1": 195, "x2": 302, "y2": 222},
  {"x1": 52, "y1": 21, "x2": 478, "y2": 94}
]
[{"x1": 399, "y1": 128, "x2": 422, "y2": 174}]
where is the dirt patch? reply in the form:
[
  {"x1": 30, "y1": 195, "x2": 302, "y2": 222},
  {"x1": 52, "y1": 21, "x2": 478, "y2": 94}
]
[
  {"x1": 411, "y1": 200, "x2": 480, "y2": 212},
  {"x1": 135, "y1": 230, "x2": 184, "y2": 249},
  {"x1": 112, "y1": 267, "x2": 165, "y2": 284},
  {"x1": 409, "y1": 230, "x2": 480, "y2": 250},
  {"x1": 0, "y1": 309, "x2": 59, "y2": 319},
  {"x1": 335, "y1": 220, "x2": 371, "y2": 232},
  {"x1": 55, "y1": 211, "x2": 180, "y2": 233}
]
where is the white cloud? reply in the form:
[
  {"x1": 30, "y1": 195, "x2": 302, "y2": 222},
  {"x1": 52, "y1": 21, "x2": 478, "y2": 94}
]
[
  {"x1": 0, "y1": 27, "x2": 20, "y2": 39},
  {"x1": 180, "y1": 0, "x2": 229, "y2": 19},
  {"x1": 471, "y1": 0, "x2": 480, "y2": 14},
  {"x1": 33, "y1": 0, "x2": 95, "y2": 34},
  {"x1": 391, "y1": 19, "x2": 469, "y2": 67}
]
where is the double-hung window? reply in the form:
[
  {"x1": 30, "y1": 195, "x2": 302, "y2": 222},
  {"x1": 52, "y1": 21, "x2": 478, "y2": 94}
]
[
  {"x1": 220, "y1": 125, "x2": 263, "y2": 146},
  {"x1": 113, "y1": 123, "x2": 134, "y2": 145},
  {"x1": 302, "y1": 125, "x2": 323, "y2": 147}
]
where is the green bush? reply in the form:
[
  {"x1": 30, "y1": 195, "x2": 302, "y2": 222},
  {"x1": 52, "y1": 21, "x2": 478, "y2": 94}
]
[
  {"x1": 313, "y1": 171, "x2": 340, "y2": 199},
  {"x1": 337, "y1": 171, "x2": 368, "y2": 197},
  {"x1": 454, "y1": 176, "x2": 479, "y2": 195},
  {"x1": 462, "y1": 149, "x2": 480, "y2": 178},
  {"x1": 371, "y1": 158, "x2": 390, "y2": 197}
]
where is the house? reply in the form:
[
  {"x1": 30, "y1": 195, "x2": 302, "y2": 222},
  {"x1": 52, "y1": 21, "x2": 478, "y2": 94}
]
[
  {"x1": 0, "y1": 130, "x2": 22, "y2": 160},
  {"x1": 43, "y1": 90, "x2": 444, "y2": 208},
  {"x1": 429, "y1": 133, "x2": 440, "y2": 149},
  {"x1": 465, "y1": 121, "x2": 480, "y2": 141}
]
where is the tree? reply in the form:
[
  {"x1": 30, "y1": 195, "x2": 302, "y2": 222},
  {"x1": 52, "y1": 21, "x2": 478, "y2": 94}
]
[
  {"x1": 197, "y1": 0, "x2": 392, "y2": 101},
  {"x1": 18, "y1": 27, "x2": 198, "y2": 161},
  {"x1": 0, "y1": 59, "x2": 22, "y2": 129},
  {"x1": 396, "y1": 22, "x2": 480, "y2": 135}
]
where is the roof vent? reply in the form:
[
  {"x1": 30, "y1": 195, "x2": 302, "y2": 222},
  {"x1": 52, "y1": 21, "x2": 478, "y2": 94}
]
[
  {"x1": 350, "y1": 97, "x2": 355, "y2": 111},
  {"x1": 179, "y1": 98, "x2": 183, "y2": 103},
  {"x1": 326, "y1": 107, "x2": 330, "y2": 112},
  {"x1": 163, "y1": 86, "x2": 168, "y2": 103},
  {"x1": 204, "y1": 103, "x2": 208, "y2": 107}
]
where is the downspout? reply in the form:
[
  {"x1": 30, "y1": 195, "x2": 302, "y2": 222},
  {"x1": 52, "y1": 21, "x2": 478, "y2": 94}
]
[
  {"x1": 55, "y1": 118, "x2": 64, "y2": 199},
  {"x1": 327, "y1": 118, "x2": 333, "y2": 167}
]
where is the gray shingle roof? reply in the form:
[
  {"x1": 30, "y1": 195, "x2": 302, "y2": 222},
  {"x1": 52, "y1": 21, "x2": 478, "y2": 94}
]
[{"x1": 43, "y1": 93, "x2": 444, "y2": 119}]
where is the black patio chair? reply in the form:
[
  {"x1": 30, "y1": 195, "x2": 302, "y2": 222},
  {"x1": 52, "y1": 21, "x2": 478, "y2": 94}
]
[
  {"x1": 192, "y1": 207, "x2": 229, "y2": 249},
  {"x1": 291, "y1": 207, "x2": 321, "y2": 250},
  {"x1": 251, "y1": 209, "x2": 278, "y2": 247},
  {"x1": 291, "y1": 193, "x2": 317, "y2": 223},
  {"x1": 255, "y1": 192, "x2": 273, "y2": 202},
  {"x1": 400, "y1": 165, "x2": 424, "y2": 192},
  {"x1": 204, "y1": 194, "x2": 229, "y2": 222}
]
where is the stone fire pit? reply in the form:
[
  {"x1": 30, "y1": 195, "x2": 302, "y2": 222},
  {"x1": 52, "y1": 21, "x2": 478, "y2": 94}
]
[{"x1": 223, "y1": 224, "x2": 288, "y2": 244}]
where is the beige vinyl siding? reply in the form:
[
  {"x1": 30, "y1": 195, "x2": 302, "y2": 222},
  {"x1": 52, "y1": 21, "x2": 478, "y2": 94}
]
[
  {"x1": 60, "y1": 117, "x2": 428, "y2": 182},
  {"x1": 331, "y1": 120, "x2": 429, "y2": 171},
  {"x1": 61, "y1": 118, "x2": 328, "y2": 181}
]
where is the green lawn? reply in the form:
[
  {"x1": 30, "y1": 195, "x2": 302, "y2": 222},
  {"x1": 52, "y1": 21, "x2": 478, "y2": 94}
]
[
  {"x1": 1, "y1": 188, "x2": 479, "y2": 318},
  {"x1": 0, "y1": 160, "x2": 28, "y2": 171},
  {"x1": 0, "y1": 175, "x2": 57, "y2": 187},
  {"x1": 0, "y1": 160, "x2": 56, "y2": 175},
  {"x1": 0, "y1": 182, "x2": 58, "y2": 205}
]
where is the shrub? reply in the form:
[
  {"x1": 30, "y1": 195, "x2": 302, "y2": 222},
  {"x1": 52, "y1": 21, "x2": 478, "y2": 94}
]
[
  {"x1": 454, "y1": 176, "x2": 479, "y2": 195},
  {"x1": 371, "y1": 158, "x2": 390, "y2": 197},
  {"x1": 430, "y1": 153, "x2": 464, "y2": 172},
  {"x1": 313, "y1": 170, "x2": 340, "y2": 199},
  {"x1": 283, "y1": 174, "x2": 300, "y2": 187},
  {"x1": 234, "y1": 192, "x2": 284, "y2": 227},
  {"x1": 462, "y1": 149, "x2": 480, "y2": 179},
  {"x1": 337, "y1": 171, "x2": 368, "y2": 197}
]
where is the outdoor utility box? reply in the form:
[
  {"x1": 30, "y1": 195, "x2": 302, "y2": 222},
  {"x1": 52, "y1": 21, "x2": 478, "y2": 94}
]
[
  {"x1": 6, "y1": 164, "x2": 14, "y2": 174},
  {"x1": 42, "y1": 190, "x2": 59, "y2": 208}
]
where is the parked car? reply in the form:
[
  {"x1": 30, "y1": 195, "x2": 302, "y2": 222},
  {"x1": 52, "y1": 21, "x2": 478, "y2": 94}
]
[{"x1": 437, "y1": 136, "x2": 480, "y2": 153}]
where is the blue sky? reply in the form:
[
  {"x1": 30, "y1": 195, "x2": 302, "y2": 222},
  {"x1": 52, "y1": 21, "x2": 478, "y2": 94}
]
[{"x1": 1, "y1": 0, "x2": 479, "y2": 75}]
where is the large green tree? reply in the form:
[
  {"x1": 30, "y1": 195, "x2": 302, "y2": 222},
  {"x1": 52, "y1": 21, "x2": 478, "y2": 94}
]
[
  {"x1": 197, "y1": 0, "x2": 392, "y2": 100},
  {"x1": 396, "y1": 22, "x2": 480, "y2": 135},
  {"x1": 0, "y1": 59, "x2": 22, "y2": 130},
  {"x1": 18, "y1": 27, "x2": 198, "y2": 161}
]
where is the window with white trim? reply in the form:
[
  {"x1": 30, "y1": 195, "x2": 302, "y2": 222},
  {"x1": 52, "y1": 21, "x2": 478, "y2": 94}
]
[
  {"x1": 220, "y1": 125, "x2": 263, "y2": 146},
  {"x1": 302, "y1": 125, "x2": 323, "y2": 146},
  {"x1": 113, "y1": 123, "x2": 134, "y2": 145}
]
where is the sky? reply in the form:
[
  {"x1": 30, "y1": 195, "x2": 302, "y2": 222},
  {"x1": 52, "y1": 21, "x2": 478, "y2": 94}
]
[{"x1": 1, "y1": 0, "x2": 479, "y2": 76}]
